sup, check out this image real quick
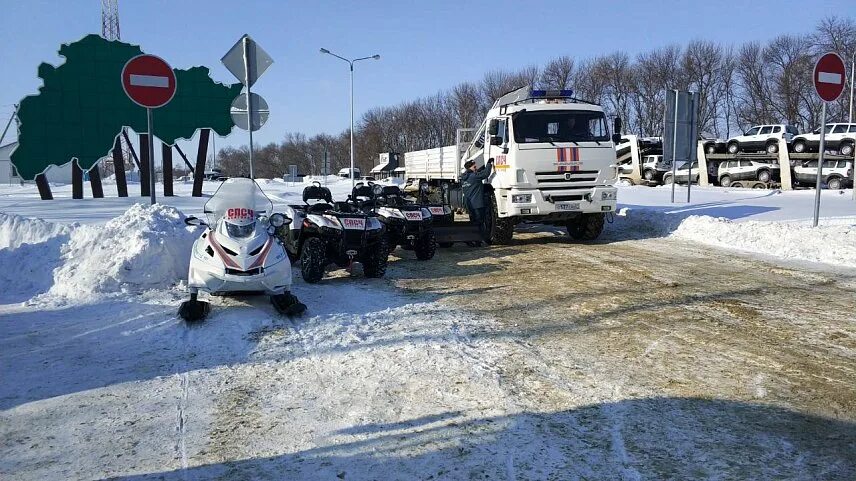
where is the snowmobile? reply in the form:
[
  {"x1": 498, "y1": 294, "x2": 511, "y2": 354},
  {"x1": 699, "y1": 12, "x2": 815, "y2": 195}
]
[
  {"x1": 358, "y1": 183, "x2": 437, "y2": 260},
  {"x1": 280, "y1": 182, "x2": 388, "y2": 283},
  {"x1": 178, "y1": 178, "x2": 306, "y2": 321}
]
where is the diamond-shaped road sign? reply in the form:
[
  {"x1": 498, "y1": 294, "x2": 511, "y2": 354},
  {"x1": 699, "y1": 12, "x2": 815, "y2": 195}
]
[
  {"x1": 221, "y1": 34, "x2": 273, "y2": 87},
  {"x1": 230, "y1": 93, "x2": 269, "y2": 131}
]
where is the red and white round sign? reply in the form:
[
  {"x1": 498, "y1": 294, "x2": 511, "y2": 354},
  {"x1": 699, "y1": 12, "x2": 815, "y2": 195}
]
[
  {"x1": 121, "y1": 54, "x2": 177, "y2": 108},
  {"x1": 813, "y1": 52, "x2": 846, "y2": 102}
]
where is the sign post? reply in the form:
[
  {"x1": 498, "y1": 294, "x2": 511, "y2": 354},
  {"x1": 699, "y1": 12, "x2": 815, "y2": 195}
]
[
  {"x1": 121, "y1": 54, "x2": 177, "y2": 205},
  {"x1": 222, "y1": 35, "x2": 273, "y2": 180},
  {"x1": 664, "y1": 90, "x2": 699, "y2": 203},
  {"x1": 812, "y1": 52, "x2": 847, "y2": 227}
]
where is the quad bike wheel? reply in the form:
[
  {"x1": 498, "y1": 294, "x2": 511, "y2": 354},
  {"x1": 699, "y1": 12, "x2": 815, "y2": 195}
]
[
  {"x1": 363, "y1": 236, "x2": 390, "y2": 278},
  {"x1": 414, "y1": 231, "x2": 437, "y2": 260},
  {"x1": 300, "y1": 237, "x2": 326, "y2": 283}
]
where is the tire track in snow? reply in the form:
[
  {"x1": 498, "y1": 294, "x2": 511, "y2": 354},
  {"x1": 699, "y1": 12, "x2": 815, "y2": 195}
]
[{"x1": 175, "y1": 323, "x2": 191, "y2": 476}]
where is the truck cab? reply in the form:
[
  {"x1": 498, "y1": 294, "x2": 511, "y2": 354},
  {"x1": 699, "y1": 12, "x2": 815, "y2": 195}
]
[{"x1": 459, "y1": 87, "x2": 619, "y2": 243}]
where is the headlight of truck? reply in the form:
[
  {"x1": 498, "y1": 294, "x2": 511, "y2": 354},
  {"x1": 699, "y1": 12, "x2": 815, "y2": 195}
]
[
  {"x1": 511, "y1": 194, "x2": 532, "y2": 203},
  {"x1": 601, "y1": 191, "x2": 617, "y2": 201}
]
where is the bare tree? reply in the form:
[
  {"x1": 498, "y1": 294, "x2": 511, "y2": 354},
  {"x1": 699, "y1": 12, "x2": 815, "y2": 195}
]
[{"x1": 541, "y1": 56, "x2": 575, "y2": 90}]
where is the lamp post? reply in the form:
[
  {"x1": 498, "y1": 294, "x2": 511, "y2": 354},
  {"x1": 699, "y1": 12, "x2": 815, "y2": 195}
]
[{"x1": 320, "y1": 48, "x2": 380, "y2": 189}]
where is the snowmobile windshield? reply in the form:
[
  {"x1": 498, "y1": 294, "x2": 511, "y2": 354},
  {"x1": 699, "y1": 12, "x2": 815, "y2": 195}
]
[{"x1": 203, "y1": 178, "x2": 274, "y2": 227}]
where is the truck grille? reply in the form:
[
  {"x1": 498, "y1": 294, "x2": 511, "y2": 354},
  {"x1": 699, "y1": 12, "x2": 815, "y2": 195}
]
[{"x1": 535, "y1": 170, "x2": 599, "y2": 190}]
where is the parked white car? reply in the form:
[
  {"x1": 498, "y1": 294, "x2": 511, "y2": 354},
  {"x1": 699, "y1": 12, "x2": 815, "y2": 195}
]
[
  {"x1": 791, "y1": 123, "x2": 856, "y2": 156},
  {"x1": 641, "y1": 155, "x2": 671, "y2": 182},
  {"x1": 726, "y1": 124, "x2": 799, "y2": 154},
  {"x1": 793, "y1": 159, "x2": 853, "y2": 190},
  {"x1": 717, "y1": 160, "x2": 781, "y2": 187}
]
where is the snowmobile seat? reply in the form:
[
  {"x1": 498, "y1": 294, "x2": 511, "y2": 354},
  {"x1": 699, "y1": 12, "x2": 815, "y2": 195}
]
[
  {"x1": 382, "y1": 185, "x2": 402, "y2": 196},
  {"x1": 306, "y1": 202, "x2": 333, "y2": 214}
]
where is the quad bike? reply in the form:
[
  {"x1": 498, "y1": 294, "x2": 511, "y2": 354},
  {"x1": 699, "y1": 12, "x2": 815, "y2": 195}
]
[
  {"x1": 280, "y1": 182, "x2": 388, "y2": 283},
  {"x1": 355, "y1": 183, "x2": 437, "y2": 260},
  {"x1": 179, "y1": 178, "x2": 306, "y2": 321}
]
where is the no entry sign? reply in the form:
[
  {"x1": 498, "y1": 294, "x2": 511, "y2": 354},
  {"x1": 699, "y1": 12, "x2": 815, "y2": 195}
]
[
  {"x1": 813, "y1": 52, "x2": 846, "y2": 102},
  {"x1": 121, "y1": 54, "x2": 177, "y2": 108}
]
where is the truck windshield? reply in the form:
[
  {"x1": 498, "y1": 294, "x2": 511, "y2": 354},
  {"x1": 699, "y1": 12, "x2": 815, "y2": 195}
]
[{"x1": 513, "y1": 110, "x2": 609, "y2": 143}]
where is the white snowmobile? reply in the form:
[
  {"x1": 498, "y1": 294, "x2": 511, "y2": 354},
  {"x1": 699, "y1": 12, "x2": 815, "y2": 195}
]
[{"x1": 179, "y1": 178, "x2": 306, "y2": 321}]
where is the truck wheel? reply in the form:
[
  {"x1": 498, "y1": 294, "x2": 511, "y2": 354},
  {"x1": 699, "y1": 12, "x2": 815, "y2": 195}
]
[
  {"x1": 727, "y1": 142, "x2": 739, "y2": 154},
  {"x1": 363, "y1": 236, "x2": 389, "y2": 278},
  {"x1": 487, "y1": 193, "x2": 515, "y2": 245},
  {"x1": 300, "y1": 237, "x2": 326, "y2": 283},
  {"x1": 765, "y1": 142, "x2": 778, "y2": 154},
  {"x1": 793, "y1": 140, "x2": 807, "y2": 153},
  {"x1": 720, "y1": 175, "x2": 732, "y2": 187},
  {"x1": 567, "y1": 213, "x2": 605, "y2": 241},
  {"x1": 414, "y1": 230, "x2": 437, "y2": 260},
  {"x1": 827, "y1": 176, "x2": 843, "y2": 190},
  {"x1": 757, "y1": 169, "x2": 771, "y2": 183},
  {"x1": 841, "y1": 142, "x2": 854, "y2": 157}
]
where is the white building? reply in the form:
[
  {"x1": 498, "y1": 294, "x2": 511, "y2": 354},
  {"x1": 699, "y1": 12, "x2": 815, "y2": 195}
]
[
  {"x1": 0, "y1": 142, "x2": 21, "y2": 184},
  {"x1": 0, "y1": 141, "x2": 73, "y2": 184}
]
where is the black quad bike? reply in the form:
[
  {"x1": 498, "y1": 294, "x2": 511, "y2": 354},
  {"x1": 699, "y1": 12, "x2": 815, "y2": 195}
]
[
  {"x1": 354, "y1": 183, "x2": 436, "y2": 260},
  {"x1": 280, "y1": 183, "x2": 389, "y2": 283}
]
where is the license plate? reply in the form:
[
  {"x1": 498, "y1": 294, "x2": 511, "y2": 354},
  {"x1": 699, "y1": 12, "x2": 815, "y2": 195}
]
[
  {"x1": 556, "y1": 202, "x2": 580, "y2": 211},
  {"x1": 404, "y1": 211, "x2": 423, "y2": 221},
  {"x1": 341, "y1": 218, "x2": 365, "y2": 230},
  {"x1": 428, "y1": 207, "x2": 445, "y2": 215}
]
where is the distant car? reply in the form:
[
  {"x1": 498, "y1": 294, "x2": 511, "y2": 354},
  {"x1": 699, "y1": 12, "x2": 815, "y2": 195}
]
[
  {"x1": 358, "y1": 176, "x2": 376, "y2": 182},
  {"x1": 700, "y1": 133, "x2": 726, "y2": 154},
  {"x1": 726, "y1": 124, "x2": 798, "y2": 154},
  {"x1": 663, "y1": 161, "x2": 701, "y2": 185},
  {"x1": 641, "y1": 155, "x2": 671, "y2": 182},
  {"x1": 791, "y1": 123, "x2": 856, "y2": 156},
  {"x1": 793, "y1": 159, "x2": 853, "y2": 190},
  {"x1": 717, "y1": 160, "x2": 780, "y2": 187}
]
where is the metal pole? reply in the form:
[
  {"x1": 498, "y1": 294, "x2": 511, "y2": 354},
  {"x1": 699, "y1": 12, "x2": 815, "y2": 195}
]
[
  {"x1": 244, "y1": 36, "x2": 254, "y2": 180},
  {"x1": 0, "y1": 104, "x2": 18, "y2": 147},
  {"x1": 849, "y1": 52, "x2": 854, "y2": 124},
  {"x1": 670, "y1": 90, "x2": 679, "y2": 203},
  {"x1": 687, "y1": 92, "x2": 695, "y2": 203},
  {"x1": 349, "y1": 61, "x2": 355, "y2": 189},
  {"x1": 813, "y1": 102, "x2": 827, "y2": 227},
  {"x1": 147, "y1": 108, "x2": 156, "y2": 205}
]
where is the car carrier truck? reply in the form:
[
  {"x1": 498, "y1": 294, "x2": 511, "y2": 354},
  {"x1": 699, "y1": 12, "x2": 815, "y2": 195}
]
[{"x1": 403, "y1": 86, "x2": 621, "y2": 244}]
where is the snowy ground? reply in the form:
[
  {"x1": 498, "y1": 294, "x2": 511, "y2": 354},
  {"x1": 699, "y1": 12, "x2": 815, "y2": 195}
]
[{"x1": 1, "y1": 178, "x2": 855, "y2": 480}]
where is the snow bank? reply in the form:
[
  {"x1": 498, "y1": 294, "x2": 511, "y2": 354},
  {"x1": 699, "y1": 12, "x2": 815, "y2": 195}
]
[
  {"x1": 0, "y1": 213, "x2": 71, "y2": 249},
  {"x1": 46, "y1": 204, "x2": 198, "y2": 301},
  {"x1": 672, "y1": 216, "x2": 856, "y2": 268},
  {"x1": 609, "y1": 207, "x2": 856, "y2": 269}
]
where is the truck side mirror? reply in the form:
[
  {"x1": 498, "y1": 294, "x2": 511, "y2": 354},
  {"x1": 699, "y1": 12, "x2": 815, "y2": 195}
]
[
  {"x1": 612, "y1": 117, "x2": 623, "y2": 144},
  {"x1": 488, "y1": 119, "x2": 499, "y2": 136}
]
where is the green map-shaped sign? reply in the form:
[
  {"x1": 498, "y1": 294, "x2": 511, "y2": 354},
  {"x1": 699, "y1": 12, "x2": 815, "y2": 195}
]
[{"x1": 11, "y1": 34, "x2": 243, "y2": 180}]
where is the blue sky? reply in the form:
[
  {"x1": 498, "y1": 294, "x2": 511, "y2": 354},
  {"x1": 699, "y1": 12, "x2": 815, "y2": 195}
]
[{"x1": 0, "y1": 0, "x2": 851, "y2": 151}]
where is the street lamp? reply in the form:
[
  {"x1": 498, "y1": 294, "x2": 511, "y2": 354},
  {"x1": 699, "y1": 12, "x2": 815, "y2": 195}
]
[{"x1": 320, "y1": 47, "x2": 380, "y2": 188}]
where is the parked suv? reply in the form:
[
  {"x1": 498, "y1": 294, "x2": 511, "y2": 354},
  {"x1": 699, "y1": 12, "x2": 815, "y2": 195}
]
[
  {"x1": 791, "y1": 123, "x2": 856, "y2": 156},
  {"x1": 717, "y1": 160, "x2": 780, "y2": 186},
  {"x1": 793, "y1": 159, "x2": 853, "y2": 190},
  {"x1": 663, "y1": 161, "x2": 703, "y2": 185},
  {"x1": 726, "y1": 124, "x2": 798, "y2": 154},
  {"x1": 642, "y1": 155, "x2": 671, "y2": 182}
]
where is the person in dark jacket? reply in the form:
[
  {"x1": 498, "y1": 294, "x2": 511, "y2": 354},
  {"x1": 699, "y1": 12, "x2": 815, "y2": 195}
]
[{"x1": 460, "y1": 158, "x2": 493, "y2": 240}]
